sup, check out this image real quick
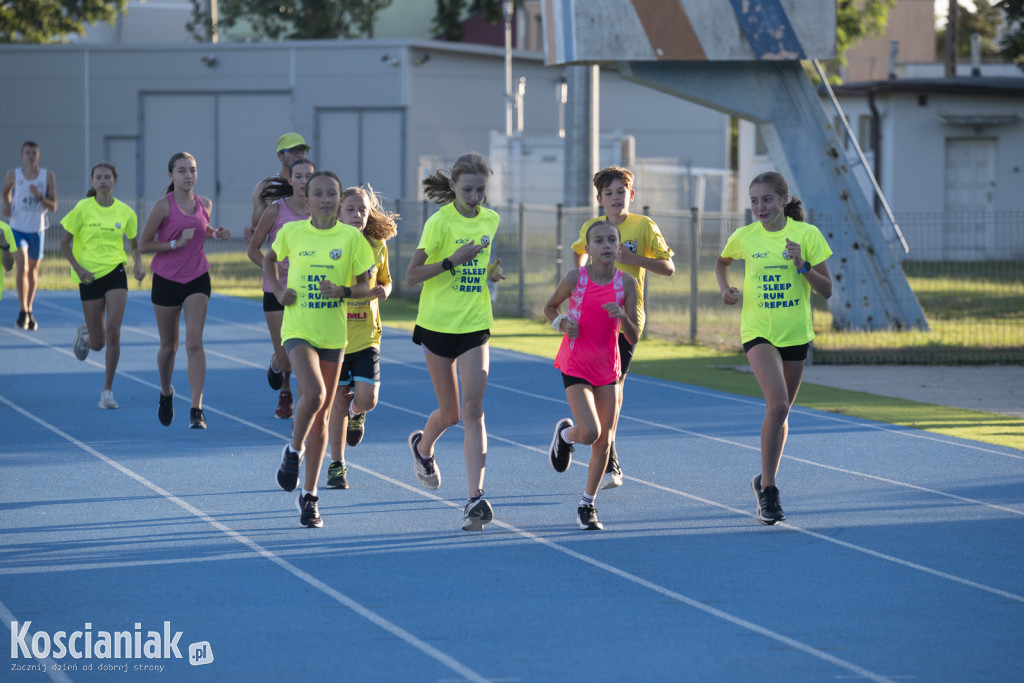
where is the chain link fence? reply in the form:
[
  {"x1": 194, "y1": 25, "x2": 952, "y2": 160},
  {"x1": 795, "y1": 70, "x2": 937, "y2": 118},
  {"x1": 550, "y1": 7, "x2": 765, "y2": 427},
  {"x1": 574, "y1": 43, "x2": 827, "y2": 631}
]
[{"x1": 22, "y1": 197, "x2": 1024, "y2": 365}]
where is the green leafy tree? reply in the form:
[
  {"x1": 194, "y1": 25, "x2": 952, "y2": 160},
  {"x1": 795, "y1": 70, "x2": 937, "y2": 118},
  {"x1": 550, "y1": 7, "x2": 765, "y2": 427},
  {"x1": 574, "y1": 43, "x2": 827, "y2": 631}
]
[
  {"x1": 431, "y1": 0, "x2": 521, "y2": 42},
  {"x1": 811, "y1": 0, "x2": 896, "y2": 83},
  {"x1": 0, "y1": 0, "x2": 128, "y2": 43},
  {"x1": 187, "y1": 0, "x2": 393, "y2": 41},
  {"x1": 935, "y1": 0, "x2": 1003, "y2": 58},
  {"x1": 997, "y1": 0, "x2": 1024, "y2": 70}
]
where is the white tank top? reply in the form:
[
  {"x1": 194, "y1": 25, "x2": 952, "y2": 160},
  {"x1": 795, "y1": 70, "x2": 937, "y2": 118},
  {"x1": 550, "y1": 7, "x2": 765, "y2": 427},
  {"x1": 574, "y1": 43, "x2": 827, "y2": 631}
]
[{"x1": 9, "y1": 167, "x2": 49, "y2": 233}]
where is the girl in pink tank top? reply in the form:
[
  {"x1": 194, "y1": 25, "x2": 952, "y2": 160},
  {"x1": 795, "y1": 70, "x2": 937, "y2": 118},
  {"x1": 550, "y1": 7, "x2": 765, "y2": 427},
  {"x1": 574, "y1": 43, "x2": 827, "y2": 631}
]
[
  {"x1": 139, "y1": 152, "x2": 231, "y2": 430},
  {"x1": 246, "y1": 158, "x2": 315, "y2": 420},
  {"x1": 544, "y1": 220, "x2": 639, "y2": 531}
]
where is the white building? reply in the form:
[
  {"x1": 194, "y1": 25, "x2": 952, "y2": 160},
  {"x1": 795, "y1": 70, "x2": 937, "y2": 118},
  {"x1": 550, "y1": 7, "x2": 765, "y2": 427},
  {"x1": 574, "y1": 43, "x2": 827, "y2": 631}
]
[{"x1": 0, "y1": 39, "x2": 731, "y2": 230}]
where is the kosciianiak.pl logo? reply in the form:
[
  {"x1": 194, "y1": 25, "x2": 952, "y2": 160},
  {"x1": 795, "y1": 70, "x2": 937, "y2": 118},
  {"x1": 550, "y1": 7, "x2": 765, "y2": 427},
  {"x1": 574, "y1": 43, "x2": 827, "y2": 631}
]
[{"x1": 10, "y1": 621, "x2": 214, "y2": 671}]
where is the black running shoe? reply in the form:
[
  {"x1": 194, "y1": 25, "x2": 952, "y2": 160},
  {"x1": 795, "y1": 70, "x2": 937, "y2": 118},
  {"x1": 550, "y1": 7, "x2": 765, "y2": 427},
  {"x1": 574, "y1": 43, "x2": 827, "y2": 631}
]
[
  {"x1": 578, "y1": 504, "x2": 603, "y2": 530},
  {"x1": 25, "y1": 312, "x2": 38, "y2": 331},
  {"x1": 600, "y1": 444, "x2": 623, "y2": 490},
  {"x1": 752, "y1": 474, "x2": 786, "y2": 525},
  {"x1": 158, "y1": 391, "x2": 174, "y2": 426},
  {"x1": 327, "y1": 460, "x2": 349, "y2": 489},
  {"x1": 277, "y1": 444, "x2": 303, "y2": 491},
  {"x1": 462, "y1": 493, "x2": 494, "y2": 531},
  {"x1": 189, "y1": 407, "x2": 207, "y2": 429},
  {"x1": 267, "y1": 356, "x2": 284, "y2": 391},
  {"x1": 296, "y1": 492, "x2": 323, "y2": 528},
  {"x1": 549, "y1": 418, "x2": 574, "y2": 472},
  {"x1": 15, "y1": 311, "x2": 27, "y2": 329},
  {"x1": 346, "y1": 412, "x2": 365, "y2": 447}
]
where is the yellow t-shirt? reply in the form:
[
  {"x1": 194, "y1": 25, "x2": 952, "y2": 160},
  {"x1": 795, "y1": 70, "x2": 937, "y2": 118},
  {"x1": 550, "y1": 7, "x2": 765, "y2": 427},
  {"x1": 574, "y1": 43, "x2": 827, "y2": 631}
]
[
  {"x1": 0, "y1": 221, "x2": 14, "y2": 299},
  {"x1": 60, "y1": 197, "x2": 139, "y2": 283},
  {"x1": 720, "y1": 217, "x2": 833, "y2": 347},
  {"x1": 272, "y1": 219, "x2": 376, "y2": 350},
  {"x1": 344, "y1": 236, "x2": 391, "y2": 353},
  {"x1": 572, "y1": 213, "x2": 673, "y2": 335},
  {"x1": 415, "y1": 202, "x2": 500, "y2": 334}
]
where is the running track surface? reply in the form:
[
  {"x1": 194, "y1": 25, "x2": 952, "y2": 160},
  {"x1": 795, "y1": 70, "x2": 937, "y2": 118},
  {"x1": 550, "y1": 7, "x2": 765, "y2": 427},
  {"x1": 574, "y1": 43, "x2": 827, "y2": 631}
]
[{"x1": 1, "y1": 291, "x2": 1022, "y2": 682}]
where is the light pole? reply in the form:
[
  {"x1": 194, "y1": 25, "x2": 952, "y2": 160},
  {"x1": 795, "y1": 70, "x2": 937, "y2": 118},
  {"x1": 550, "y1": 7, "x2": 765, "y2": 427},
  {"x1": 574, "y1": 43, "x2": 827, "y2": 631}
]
[{"x1": 504, "y1": 0, "x2": 514, "y2": 138}]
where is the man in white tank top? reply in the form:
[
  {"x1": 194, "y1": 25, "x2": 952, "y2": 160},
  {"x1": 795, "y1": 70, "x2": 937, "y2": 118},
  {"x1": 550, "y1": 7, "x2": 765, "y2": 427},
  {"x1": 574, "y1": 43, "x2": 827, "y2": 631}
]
[{"x1": 2, "y1": 141, "x2": 57, "y2": 330}]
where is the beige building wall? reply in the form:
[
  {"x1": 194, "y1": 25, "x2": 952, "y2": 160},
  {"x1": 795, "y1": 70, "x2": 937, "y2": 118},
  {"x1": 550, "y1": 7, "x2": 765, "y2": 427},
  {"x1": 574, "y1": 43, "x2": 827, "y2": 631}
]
[{"x1": 843, "y1": 0, "x2": 936, "y2": 82}]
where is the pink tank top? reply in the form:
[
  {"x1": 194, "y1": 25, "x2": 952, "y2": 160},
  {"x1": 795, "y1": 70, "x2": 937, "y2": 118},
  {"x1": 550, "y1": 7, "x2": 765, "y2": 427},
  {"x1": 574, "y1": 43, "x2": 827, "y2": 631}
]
[
  {"x1": 262, "y1": 198, "x2": 310, "y2": 293},
  {"x1": 150, "y1": 193, "x2": 210, "y2": 284},
  {"x1": 554, "y1": 267, "x2": 625, "y2": 386}
]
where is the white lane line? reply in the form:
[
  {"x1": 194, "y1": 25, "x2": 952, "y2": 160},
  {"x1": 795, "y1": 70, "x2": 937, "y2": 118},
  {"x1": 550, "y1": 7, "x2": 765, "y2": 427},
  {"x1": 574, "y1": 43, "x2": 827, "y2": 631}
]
[
  {"x1": 0, "y1": 394, "x2": 490, "y2": 683},
  {"x1": 0, "y1": 600, "x2": 73, "y2": 683},
  {"x1": 9, "y1": 325, "x2": 1022, "y2": 600},
  {"x1": 625, "y1": 372, "x2": 1024, "y2": 460},
  {"x1": 381, "y1": 355, "x2": 1024, "y2": 517}
]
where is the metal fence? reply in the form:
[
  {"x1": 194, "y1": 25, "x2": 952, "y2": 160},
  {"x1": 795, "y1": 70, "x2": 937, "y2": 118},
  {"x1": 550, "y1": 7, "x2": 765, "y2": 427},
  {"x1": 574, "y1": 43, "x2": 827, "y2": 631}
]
[{"x1": 23, "y1": 198, "x2": 1024, "y2": 365}]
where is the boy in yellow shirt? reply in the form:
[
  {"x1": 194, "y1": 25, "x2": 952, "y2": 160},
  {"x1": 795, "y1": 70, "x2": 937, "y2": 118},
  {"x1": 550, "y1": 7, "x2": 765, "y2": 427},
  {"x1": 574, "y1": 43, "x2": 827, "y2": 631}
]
[
  {"x1": 571, "y1": 166, "x2": 674, "y2": 489},
  {"x1": 0, "y1": 220, "x2": 15, "y2": 296}
]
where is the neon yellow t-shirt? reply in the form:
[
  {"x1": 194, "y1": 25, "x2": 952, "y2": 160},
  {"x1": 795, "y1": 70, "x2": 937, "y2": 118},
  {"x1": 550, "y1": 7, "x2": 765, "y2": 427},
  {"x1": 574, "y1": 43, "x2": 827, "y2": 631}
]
[
  {"x1": 60, "y1": 197, "x2": 139, "y2": 283},
  {"x1": 415, "y1": 202, "x2": 500, "y2": 334},
  {"x1": 272, "y1": 219, "x2": 376, "y2": 350},
  {"x1": 344, "y1": 236, "x2": 391, "y2": 353},
  {"x1": 572, "y1": 213, "x2": 673, "y2": 335},
  {"x1": 720, "y1": 217, "x2": 833, "y2": 347},
  {"x1": 0, "y1": 221, "x2": 14, "y2": 300}
]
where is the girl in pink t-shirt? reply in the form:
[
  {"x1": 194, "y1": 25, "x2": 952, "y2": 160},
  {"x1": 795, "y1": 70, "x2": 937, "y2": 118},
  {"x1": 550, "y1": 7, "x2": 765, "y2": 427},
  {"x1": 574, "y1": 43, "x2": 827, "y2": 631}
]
[
  {"x1": 140, "y1": 152, "x2": 231, "y2": 430},
  {"x1": 544, "y1": 220, "x2": 638, "y2": 531},
  {"x1": 246, "y1": 158, "x2": 314, "y2": 420}
]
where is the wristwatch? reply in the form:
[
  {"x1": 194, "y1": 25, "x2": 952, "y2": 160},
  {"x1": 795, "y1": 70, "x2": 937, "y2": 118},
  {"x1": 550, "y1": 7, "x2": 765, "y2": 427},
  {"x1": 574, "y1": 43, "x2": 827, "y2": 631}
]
[
  {"x1": 797, "y1": 260, "x2": 811, "y2": 274},
  {"x1": 441, "y1": 258, "x2": 455, "y2": 274},
  {"x1": 169, "y1": 239, "x2": 177, "y2": 250}
]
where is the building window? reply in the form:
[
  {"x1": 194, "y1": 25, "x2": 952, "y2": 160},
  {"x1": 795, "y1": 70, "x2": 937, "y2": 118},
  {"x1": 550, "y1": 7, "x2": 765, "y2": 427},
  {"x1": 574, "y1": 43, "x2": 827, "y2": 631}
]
[
  {"x1": 754, "y1": 126, "x2": 767, "y2": 157},
  {"x1": 858, "y1": 115, "x2": 876, "y2": 153}
]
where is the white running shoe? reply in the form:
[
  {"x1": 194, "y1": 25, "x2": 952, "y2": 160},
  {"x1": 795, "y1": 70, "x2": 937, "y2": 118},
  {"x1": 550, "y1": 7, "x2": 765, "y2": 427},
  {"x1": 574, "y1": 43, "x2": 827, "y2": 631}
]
[
  {"x1": 462, "y1": 494, "x2": 494, "y2": 531},
  {"x1": 98, "y1": 390, "x2": 119, "y2": 410},
  {"x1": 73, "y1": 324, "x2": 89, "y2": 361},
  {"x1": 409, "y1": 431, "x2": 441, "y2": 490}
]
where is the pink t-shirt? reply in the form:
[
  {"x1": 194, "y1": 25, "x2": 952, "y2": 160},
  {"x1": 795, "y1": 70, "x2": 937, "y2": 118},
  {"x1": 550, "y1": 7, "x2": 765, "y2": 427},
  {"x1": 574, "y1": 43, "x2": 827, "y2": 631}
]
[
  {"x1": 262, "y1": 198, "x2": 310, "y2": 293},
  {"x1": 150, "y1": 193, "x2": 210, "y2": 284},
  {"x1": 554, "y1": 267, "x2": 625, "y2": 386}
]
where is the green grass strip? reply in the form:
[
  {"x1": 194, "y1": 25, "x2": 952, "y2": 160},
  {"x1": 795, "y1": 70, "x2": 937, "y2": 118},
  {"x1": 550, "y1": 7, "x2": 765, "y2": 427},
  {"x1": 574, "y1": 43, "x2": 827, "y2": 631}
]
[{"x1": 380, "y1": 297, "x2": 1024, "y2": 452}]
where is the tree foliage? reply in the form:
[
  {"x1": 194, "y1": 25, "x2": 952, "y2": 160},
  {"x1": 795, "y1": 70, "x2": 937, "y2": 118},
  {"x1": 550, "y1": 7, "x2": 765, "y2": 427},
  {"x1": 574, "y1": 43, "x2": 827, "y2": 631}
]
[
  {"x1": 997, "y1": 0, "x2": 1024, "y2": 70},
  {"x1": 431, "y1": 0, "x2": 520, "y2": 42},
  {"x1": 187, "y1": 0, "x2": 393, "y2": 41},
  {"x1": 935, "y1": 0, "x2": 1004, "y2": 58},
  {"x1": 0, "y1": 0, "x2": 127, "y2": 43},
  {"x1": 812, "y1": 0, "x2": 895, "y2": 83}
]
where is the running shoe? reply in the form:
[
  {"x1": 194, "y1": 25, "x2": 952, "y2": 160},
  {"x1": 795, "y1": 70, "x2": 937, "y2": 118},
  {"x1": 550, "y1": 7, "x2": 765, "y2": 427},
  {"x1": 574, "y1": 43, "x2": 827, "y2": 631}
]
[
  {"x1": 189, "y1": 407, "x2": 207, "y2": 429},
  {"x1": 752, "y1": 474, "x2": 786, "y2": 525},
  {"x1": 15, "y1": 311, "x2": 27, "y2": 329},
  {"x1": 274, "y1": 390, "x2": 293, "y2": 420},
  {"x1": 409, "y1": 430, "x2": 441, "y2": 490},
  {"x1": 327, "y1": 460, "x2": 349, "y2": 489},
  {"x1": 276, "y1": 444, "x2": 303, "y2": 491},
  {"x1": 73, "y1": 324, "x2": 89, "y2": 360},
  {"x1": 600, "y1": 446, "x2": 623, "y2": 490},
  {"x1": 26, "y1": 312, "x2": 38, "y2": 331},
  {"x1": 98, "y1": 390, "x2": 119, "y2": 410},
  {"x1": 267, "y1": 356, "x2": 284, "y2": 391},
  {"x1": 462, "y1": 492, "x2": 494, "y2": 531},
  {"x1": 549, "y1": 418, "x2": 574, "y2": 472},
  {"x1": 578, "y1": 504, "x2": 603, "y2": 530},
  {"x1": 346, "y1": 411, "x2": 365, "y2": 447},
  {"x1": 158, "y1": 390, "x2": 174, "y2": 426},
  {"x1": 296, "y1": 492, "x2": 323, "y2": 528}
]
